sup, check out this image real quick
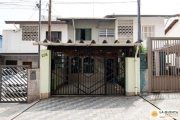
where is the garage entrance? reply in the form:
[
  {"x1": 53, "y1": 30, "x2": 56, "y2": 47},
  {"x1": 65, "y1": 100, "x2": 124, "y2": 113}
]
[{"x1": 50, "y1": 46, "x2": 133, "y2": 95}]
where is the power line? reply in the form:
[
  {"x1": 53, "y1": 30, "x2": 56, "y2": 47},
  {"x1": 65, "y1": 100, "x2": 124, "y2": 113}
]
[{"x1": 28, "y1": 10, "x2": 38, "y2": 20}]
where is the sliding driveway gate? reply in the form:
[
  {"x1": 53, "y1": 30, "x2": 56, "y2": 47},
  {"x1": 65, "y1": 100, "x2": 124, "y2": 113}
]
[
  {"x1": 148, "y1": 37, "x2": 180, "y2": 92},
  {"x1": 50, "y1": 46, "x2": 134, "y2": 95}
]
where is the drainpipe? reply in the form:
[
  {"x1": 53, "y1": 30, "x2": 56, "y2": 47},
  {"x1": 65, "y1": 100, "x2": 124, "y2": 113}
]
[
  {"x1": 135, "y1": 46, "x2": 139, "y2": 95},
  {"x1": 72, "y1": 19, "x2": 75, "y2": 43}
]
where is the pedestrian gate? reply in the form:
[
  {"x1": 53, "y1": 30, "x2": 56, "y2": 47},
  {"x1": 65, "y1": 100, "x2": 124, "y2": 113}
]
[{"x1": 50, "y1": 46, "x2": 134, "y2": 95}]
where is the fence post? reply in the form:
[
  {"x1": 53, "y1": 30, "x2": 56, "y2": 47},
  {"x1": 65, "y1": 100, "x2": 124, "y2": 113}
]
[{"x1": 147, "y1": 37, "x2": 152, "y2": 92}]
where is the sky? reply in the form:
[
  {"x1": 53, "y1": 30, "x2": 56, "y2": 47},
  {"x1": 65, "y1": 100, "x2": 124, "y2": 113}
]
[{"x1": 0, "y1": 0, "x2": 180, "y2": 34}]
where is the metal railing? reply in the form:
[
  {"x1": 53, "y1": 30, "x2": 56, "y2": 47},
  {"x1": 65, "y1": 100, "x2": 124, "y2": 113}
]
[{"x1": 0, "y1": 65, "x2": 30, "y2": 103}]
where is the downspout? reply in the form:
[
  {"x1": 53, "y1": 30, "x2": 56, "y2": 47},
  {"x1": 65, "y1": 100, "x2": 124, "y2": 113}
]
[
  {"x1": 72, "y1": 19, "x2": 75, "y2": 43},
  {"x1": 135, "y1": 46, "x2": 139, "y2": 95}
]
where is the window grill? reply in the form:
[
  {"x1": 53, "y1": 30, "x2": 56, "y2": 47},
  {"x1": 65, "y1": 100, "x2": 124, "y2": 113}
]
[{"x1": 22, "y1": 26, "x2": 38, "y2": 41}]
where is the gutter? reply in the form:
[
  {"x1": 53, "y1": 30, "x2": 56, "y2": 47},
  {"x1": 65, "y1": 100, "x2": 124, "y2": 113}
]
[{"x1": 134, "y1": 46, "x2": 139, "y2": 95}]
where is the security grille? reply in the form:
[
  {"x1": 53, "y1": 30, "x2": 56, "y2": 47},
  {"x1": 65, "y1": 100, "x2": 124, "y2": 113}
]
[
  {"x1": 50, "y1": 46, "x2": 133, "y2": 95},
  {"x1": 22, "y1": 26, "x2": 38, "y2": 41},
  {"x1": 118, "y1": 20, "x2": 133, "y2": 43},
  {"x1": 0, "y1": 65, "x2": 29, "y2": 103}
]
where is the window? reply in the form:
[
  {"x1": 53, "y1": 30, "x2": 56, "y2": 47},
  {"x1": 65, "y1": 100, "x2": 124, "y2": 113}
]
[
  {"x1": 46, "y1": 31, "x2": 61, "y2": 42},
  {"x1": 83, "y1": 57, "x2": 94, "y2": 73},
  {"x1": 6, "y1": 60, "x2": 17, "y2": 65},
  {"x1": 99, "y1": 29, "x2": 114, "y2": 37},
  {"x1": 71, "y1": 57, "x2": 81, "y2": 73},
  {"x1": 76, "y1": 29, "x2": 91, "y2": 40},
  {"x1": 22, "y1": 26, "x2": 38, "y2": 41},
  {"x1": 141, "y1": 26, "x2": 154, "y2": 40}
]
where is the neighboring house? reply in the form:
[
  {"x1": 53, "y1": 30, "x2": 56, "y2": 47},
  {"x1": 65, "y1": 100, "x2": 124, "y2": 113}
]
[
  {"x1": 0, "y1": 21, "x2": 67, "y2": 68},
  {"x1": 0, "y1": 35, "x2": 2, "y2": 53},
  {"x1": 165, "y1": 16, "x2": 180, "y2": 37}
]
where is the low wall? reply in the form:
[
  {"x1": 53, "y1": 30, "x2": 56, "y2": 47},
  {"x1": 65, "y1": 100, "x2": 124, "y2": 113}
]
[{"x1": 27, "y1": 69, "x2": 40, "y2": 103}]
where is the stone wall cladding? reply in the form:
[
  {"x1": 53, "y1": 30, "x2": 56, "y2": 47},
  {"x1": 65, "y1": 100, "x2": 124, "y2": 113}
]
[{"x1": 27, "y1": 69, "x2": 40, "y2": 103}]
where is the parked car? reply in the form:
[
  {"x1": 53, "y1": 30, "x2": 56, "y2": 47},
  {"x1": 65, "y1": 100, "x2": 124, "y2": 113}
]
[{"x1": 1, "y1": 69, "x2": 27, "y2": 98}]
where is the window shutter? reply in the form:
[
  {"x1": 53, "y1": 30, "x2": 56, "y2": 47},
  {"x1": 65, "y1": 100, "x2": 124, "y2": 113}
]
[
  {"x1": 76, "y1": 29, "x2": 81, "y2": 40},
  {"x1": 85, "y1": 29, "x2": 91, "y2": 40}
]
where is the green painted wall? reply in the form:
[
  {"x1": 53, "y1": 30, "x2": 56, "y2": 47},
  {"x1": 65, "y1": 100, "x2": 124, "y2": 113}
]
[{"x1": 40, "y1": 50, "x2": 51, "y2": 94}]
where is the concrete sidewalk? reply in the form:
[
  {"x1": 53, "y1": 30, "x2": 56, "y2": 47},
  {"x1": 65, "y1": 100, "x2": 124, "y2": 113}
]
[
  {"x1": 0, "y1": 100, "x2": 39, "y2": 120},
  {"x1": 142, "y1": 93, "x2": 180, "y2": 120}
]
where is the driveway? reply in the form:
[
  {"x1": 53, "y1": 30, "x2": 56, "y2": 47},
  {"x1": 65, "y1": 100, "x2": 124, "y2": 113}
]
[
  {"x1": 0, "y1": 95, "x2": 177, "y2": 120},
  {"x1": 12, "y1": 96, "x2": 161, "y2": 120}
]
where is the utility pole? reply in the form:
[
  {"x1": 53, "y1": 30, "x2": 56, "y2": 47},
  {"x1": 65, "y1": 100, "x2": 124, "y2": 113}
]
[
  {"x1": 137, "y1": 0, "x2": 141, "y2": 41},
  {"x1": 48, "y1": 0, "x2": 52, "y2": 41},
  {"x1": 38, "y1": 0, "x2": 41, "y2": 68}
]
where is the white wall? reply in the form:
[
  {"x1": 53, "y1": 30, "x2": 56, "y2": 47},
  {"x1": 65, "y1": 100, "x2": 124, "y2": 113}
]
[
  {"x1": 2, "y1": 24, "x2": 67, "y2": 53},
  {"x1": 67, "y1": 19, "x2": 115, "y2": 43},
  {"x1": 116, "y1": 17, "x2": 165, "y2": 42},
  {"x1": 165, "y1": 18, "x2": 180, "y2": 37}
]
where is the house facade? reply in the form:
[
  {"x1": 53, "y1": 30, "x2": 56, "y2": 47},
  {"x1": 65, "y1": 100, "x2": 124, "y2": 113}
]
[{"x1": 0, "y1": 21, "x2": 67, "y2": 68}]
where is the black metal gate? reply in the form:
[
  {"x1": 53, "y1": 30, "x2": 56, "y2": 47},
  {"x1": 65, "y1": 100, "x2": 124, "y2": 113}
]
[
  {"x1": 50, "y1": 46, "x2": 133, "y2": 95},
  {"x1": 0, "y1": 65, "x2": 29, "y2": 103}
]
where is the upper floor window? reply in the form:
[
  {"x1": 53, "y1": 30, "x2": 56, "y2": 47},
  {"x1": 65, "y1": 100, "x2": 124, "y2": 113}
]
[
  {"x1": 99, "y1": 29, "x2": 114, "y2": 37},
  {"x1": 46, "y1": 31, "x2": 61, "y2": 42},
  {"x1": 22, "y1": 26, "x2": 38, "y2": 41},
  {"x1": 76, "y1": 29, "x2": 91, "y2": 40},
  {"x1": 141, "y1": 26, "x2": 154, "y2": 40}
]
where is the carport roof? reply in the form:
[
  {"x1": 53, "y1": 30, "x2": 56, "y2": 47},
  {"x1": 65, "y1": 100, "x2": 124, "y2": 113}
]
[{"x1": 33, "y1": 42, "x2": 141, "y2": 47}]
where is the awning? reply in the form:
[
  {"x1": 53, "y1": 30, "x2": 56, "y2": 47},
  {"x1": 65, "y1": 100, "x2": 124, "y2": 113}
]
[{"x1": 33, "y1": 42, "x2": 141, "y2": 47}]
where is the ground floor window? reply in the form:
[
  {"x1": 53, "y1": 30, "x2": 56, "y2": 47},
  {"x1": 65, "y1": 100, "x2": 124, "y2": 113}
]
[
  {"x1": 71, "y1": 57, "x2": 82, "y2": 73},
  {"x1": 83, "y1": 57, "x2": 94, "y2": 73},
  {"x1": 6, "y1": 60, "x2": 17, "y2": 65}
]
